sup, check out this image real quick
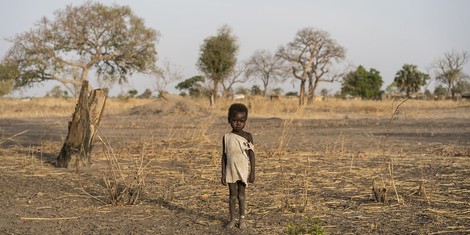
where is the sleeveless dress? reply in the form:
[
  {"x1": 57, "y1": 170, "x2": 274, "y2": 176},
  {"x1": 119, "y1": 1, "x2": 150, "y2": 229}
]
[{"x1": 224, "y1": 133, "x2": 254, "y2": 185}]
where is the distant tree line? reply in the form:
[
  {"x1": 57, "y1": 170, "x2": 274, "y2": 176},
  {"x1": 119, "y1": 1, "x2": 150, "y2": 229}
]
[
  {"x1": 339, "y1": 51, "x2": 469, "y2": 100},
  {"x1": 0, "y1": 1, "x2": 469, "y2": 104}
]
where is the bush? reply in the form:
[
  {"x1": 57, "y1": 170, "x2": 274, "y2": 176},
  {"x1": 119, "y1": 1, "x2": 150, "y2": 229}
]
[
  {"x1": 137, "y1": 89, "x2": 152, "y2": 99},
  {"x1": 46, "y1": 86, "x2": 68, "y2": 98},
  {"x1": 286, "y1": 217, "x2": 326, "y2": 235},
  {"x1": 285, "y1": 91, "x2": 298, "y2": 97}
]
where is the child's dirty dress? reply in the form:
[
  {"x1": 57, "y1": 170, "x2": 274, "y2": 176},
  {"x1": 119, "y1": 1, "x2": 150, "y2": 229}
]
[{"x1": 224, "y1": 132, "x2": 254, "y2": 185}]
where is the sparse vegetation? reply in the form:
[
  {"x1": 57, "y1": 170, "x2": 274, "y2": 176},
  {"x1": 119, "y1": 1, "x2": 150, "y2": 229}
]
[
  {"x1": 46, "y1": 86, "x2": 69, "y2": 99},
  {"x1": 98, "y1": 134, "x2": 150, "y2": 205},
  {"x1": 286, "y1": 217, "x2": 326, "y2": 235},
  {"x1": 0, "y1": 96, "x2": 469, "y2": 234}
]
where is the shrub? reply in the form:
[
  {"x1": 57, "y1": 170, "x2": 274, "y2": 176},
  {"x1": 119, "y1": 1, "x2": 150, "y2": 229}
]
[{"x1": 286, "y1": 217, "x2": 326, "y2": 235}]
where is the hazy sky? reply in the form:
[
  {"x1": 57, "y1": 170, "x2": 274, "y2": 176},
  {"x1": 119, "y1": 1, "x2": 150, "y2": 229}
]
[{"x1": 1, "y1": 0, "x2": 469, "y2": 97}]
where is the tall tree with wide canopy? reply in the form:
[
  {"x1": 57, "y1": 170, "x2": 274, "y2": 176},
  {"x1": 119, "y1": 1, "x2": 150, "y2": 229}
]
[
  {"x1": 2, "y1": 1, "x2": 159, "y2": 90},
  {"x1": 197, "y1": 25, "x2": 239, "y2": 106},
  {"x1": 432, "y1": 50, "x2": 469, "y2": 98},
  {"x1": 1, "y1": 2, "x2": 159, "y2": 168},
  {"x1": 245, "y1": 50, "x2": 287, "y2": 96},
  {"x1": 277, "y1": 27, "x2": 345, "y2": 106},
  {"x1": 394, "y1": 64, "x2": 429, "y2": 97},
  {"x1": 341, "y1": 65, "x2": 383, "y2": 99}
]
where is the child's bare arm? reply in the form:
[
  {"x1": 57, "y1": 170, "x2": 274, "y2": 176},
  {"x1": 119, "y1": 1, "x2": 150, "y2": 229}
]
[
  {"x1": 221, "y1": 153, "x2": 227, "y2": 186},
  {"x1": 248, "y1": 150, "x2": 255, "y2": 183},
  {"x1": 247, "y1": 133, "x2": 255, "y2": 183},
  {"x1": 221, "y1": 136, "x2": 227, "y2": 186}
]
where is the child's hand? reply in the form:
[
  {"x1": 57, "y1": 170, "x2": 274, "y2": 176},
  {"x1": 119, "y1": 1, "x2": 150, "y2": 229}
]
[
  {"x1": 221, "y1": 176, "x2": 227, "y2": 186},
  {"x1": 248, "y1": 173, "x2": 255, "y2": 183}
]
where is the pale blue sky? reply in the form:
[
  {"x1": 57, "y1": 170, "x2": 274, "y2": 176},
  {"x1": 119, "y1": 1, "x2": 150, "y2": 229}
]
[{"x1": 1, "y1": 0, "x2": 469, "y2": 97}]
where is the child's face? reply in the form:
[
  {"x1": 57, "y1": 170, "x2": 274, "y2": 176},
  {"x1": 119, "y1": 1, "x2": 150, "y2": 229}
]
[{"x1": 228, "y1": 111, "x2": 247, "y2": 132}]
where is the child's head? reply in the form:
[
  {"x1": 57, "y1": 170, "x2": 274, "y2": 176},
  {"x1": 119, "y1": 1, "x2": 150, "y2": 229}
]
[
  {"x1": 228, "y1": 103, "x2": 248, "y2": 131},
  {"x1": 228, "y1": 103, "x2": 248, "y2": 120}
]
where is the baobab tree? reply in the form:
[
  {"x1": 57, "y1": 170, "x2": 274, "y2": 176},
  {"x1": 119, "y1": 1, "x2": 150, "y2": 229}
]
[{"x1": 277, "y1": 27, "x2": 345, "y2": 105}]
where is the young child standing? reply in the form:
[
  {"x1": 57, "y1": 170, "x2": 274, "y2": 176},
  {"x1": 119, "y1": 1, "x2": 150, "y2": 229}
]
[{"x1": 221, "y1": 103, "x2": 256, "y2": 229}]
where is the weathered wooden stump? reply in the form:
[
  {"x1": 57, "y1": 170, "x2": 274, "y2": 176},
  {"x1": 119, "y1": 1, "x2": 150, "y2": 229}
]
[{"x1": 57, "y1": 80, "x2": 106, "y2": 168}]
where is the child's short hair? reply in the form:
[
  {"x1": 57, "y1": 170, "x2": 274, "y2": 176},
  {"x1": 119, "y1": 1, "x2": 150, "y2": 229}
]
[{"x1": 228, "y1": 103, "x2": 248, "y2": 119}]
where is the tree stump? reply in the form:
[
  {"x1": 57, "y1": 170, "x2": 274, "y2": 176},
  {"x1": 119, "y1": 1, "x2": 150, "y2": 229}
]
[{"x1": 57, "y1": 80, "x2": 106, "y2": 168}]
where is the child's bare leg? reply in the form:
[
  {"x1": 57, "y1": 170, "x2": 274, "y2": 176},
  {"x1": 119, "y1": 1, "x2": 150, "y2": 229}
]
[
  {"x1": 226, "y1": 183, "x2": 237, "y2": 228},
  {"x1": 237, "y1": 181, "x2": 247, "y2": 229}
]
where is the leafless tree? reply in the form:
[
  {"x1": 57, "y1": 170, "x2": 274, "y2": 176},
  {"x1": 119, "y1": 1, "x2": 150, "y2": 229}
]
[
  {"x1": 221, "y1": 62, "x2": 249, "y2": 98},
  {"x1": 155, "y1": 59, "x2": 183, "y2": 98},
  {"x1": 245, "y1": 50, "x2": 288, "y2": 96},
  {"x1": 432, "y1": 50, "x2": 469, "y2": 98},
  {"x1": 277, "y1": 27, "x2": 345, "y2": 105}
]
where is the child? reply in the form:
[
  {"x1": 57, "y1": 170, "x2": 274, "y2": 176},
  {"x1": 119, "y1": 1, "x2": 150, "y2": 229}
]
[{"x1": 221, "y1": 103, "x2": 256, "y2": 229}]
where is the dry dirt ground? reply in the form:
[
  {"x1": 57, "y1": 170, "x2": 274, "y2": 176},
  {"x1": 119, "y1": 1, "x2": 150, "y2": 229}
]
[{"x1": 0, "y1": 98, "x2": 469, "y2": 234}]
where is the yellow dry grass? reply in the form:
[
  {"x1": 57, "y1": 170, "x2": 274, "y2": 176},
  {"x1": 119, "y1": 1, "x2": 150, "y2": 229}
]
[
  {"x1": 208, "y1": 96, "x2": 467, "y2": 120},
  {"x1": 1, "y1": 96, "x2": 467, "y2": 119},
  {"x1": 0, "y1": 97, "x2": 154, "y2": 118}
]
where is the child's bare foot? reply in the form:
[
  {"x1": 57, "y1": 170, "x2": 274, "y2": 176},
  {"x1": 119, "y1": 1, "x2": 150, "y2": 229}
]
[
  {"x1": 226, "y1": 220, "x2": 236, "y2": 229},
  {"x1": 239, "y1": 218, "x2": 247, "y2": 229}
]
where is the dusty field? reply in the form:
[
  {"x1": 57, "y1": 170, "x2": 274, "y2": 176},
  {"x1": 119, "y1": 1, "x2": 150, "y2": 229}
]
[{"x1": 0, "y1": 96, "x2": 469, "y2": 234}]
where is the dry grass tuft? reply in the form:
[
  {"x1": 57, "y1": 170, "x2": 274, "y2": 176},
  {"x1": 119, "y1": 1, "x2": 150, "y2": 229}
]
[{"x1": 97, "y1": 133, "x2": 151, "y2": 206}]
